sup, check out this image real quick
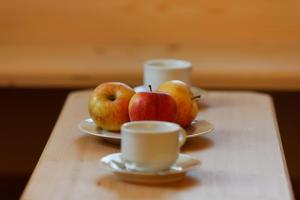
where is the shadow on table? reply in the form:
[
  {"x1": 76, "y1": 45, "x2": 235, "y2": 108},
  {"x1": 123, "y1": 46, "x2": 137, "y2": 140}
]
[
  {"x1": 182, "y1": 136, "x2": 214, "y2": 153},
  {"x1": 97, "y1": 174, "x2": 199, "y2": 188},
  {"x1": 97, "y1": 174, "x2": 200, "y2": 199},
  {"x1": 74, "y1": 134, "x2": 120, "y2": 162}
]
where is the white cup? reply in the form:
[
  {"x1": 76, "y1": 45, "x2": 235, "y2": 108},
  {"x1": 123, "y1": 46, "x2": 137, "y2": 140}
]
[
  {"x1": 144, "y1": 59, "x2": 192, "y2": 91},
  {"x1": 121, "y1": 121, "x2": 186, "y2": 172}
]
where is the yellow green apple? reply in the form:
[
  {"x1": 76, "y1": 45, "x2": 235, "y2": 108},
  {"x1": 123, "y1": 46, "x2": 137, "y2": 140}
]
[
  {"x1": 157, "y1": 80, "x2": 199, "y2": 127},
  {"x1": 88, "y1": 82, "x2": 135, "y2": 131}
]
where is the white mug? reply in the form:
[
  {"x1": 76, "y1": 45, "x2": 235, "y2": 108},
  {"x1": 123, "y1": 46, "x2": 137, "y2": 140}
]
[
  {"x1": 144, "y1": 59, "x2": 192, "y2": 91},
  {"x1": 121, "y1": 121, "x2": 186, "y2": 172}
]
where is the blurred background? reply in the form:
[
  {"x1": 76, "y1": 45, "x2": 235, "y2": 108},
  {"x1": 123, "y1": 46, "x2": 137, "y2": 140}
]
[{"x1": 0, "y1": 0, "x2": 299, "y2": 199}]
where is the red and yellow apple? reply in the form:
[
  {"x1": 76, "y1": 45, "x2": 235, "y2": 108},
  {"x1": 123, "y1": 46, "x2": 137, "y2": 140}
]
[
  {"x1": 128, "y1": 90, "x2": 177, "y2": 122},
  {"x1": 157, "y1": 80, "x2": 198, "y2": 127},
  {"x1": 88, "y1": 82, "x2": 135, "y2": 131}
]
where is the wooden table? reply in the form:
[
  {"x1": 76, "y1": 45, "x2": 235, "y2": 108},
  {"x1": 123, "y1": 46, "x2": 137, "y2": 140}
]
[{"x1": 21, "y1": 90, "x2": 294, "y2": 200}]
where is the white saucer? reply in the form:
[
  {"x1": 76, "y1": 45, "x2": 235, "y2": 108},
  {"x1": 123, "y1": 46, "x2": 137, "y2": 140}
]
[
  {"x1": 78, "y1": 118, "x2": 214, "y2": 143},
  {"x1": 134, "y1": 85, "x2": 207, "y2": 99},
  {"x1": 100, "y1": 153, "x2": 200, "y2": 184}
]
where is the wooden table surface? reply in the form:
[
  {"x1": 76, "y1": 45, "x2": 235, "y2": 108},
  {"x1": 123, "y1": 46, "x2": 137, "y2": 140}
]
[{"x1": 21, "y1": 90, "x2": 294, "y2": 200}]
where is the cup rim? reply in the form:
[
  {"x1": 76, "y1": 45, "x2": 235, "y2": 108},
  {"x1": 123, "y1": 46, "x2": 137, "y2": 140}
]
[
  {"x1": 144, "y1": 59, "x2": 192, "y2": 70},
  {"x1": 121, "y1": 121, "x2": 181, "y2": 134}
]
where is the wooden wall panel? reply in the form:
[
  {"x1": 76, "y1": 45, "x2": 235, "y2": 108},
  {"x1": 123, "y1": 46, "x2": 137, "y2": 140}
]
[
  {"x1": 0, "y1": 1, "x2": 299, "y2": 89},
  {"x1": 1, "y1": 0, "x2": 300, "y2": 45}
]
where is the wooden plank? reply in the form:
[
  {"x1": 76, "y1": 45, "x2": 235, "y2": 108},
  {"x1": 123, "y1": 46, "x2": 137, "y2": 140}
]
[
  {"x1": 0, "y1": 45, "x2": 300, "y2": 90},
  {"x1": 21, "y1": 90, "x2": 294, "y2": 199},
  {"x1": 1, "y1": 0, "x2": 300, "y2": 89},
  {"x1": 1, "y1": 0, "x2": 300, "y2": 44}
]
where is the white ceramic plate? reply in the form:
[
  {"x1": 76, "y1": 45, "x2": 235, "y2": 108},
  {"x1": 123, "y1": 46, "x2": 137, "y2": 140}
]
[
  {"x1": 134, "y1": 85, "x2": 207, "y2": 99},
  {"x1": 78, "y1": 118, "x2": 214, "y2": 143},
  {"x1": 100, "y1": 153, "x2": 200, "y2": 184}
]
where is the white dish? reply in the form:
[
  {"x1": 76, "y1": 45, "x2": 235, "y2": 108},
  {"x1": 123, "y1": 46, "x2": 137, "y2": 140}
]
[
  {"x1": 100, "y1": 153, "x2": 200, "y2": 184},
  {"x1": 134, "y1": 85, "x2": 207, "y2": 99},
  {"x1": 78, "y1": 118, "x2": 214, "y2": 143}
]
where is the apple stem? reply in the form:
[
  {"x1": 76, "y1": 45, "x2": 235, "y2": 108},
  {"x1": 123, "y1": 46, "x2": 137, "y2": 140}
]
[
  {"x1": 148, "y1": 85, "x2": 152, "y2": 92},
  {"x1": 191, "y1": 95, "x2": 201, "y2": 100}
]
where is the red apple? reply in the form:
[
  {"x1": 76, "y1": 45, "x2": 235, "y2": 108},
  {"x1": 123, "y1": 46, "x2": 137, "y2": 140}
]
[
  {"x1": 89, "y1": 82, "x2": 135, "y2": 131},
  {"x1": 128, "y1": 90, "x2": 177, "y2": 122}
]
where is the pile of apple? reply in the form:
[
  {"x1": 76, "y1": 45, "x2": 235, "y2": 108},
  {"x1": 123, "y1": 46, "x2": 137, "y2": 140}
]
[{"x1": 88, "y1": 80, "x2": 199, "y2": 131}]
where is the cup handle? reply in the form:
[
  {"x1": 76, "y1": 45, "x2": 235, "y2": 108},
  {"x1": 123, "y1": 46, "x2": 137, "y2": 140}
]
[{"x1": 179, "y1": 128, "x2": 187, "y2": 148}]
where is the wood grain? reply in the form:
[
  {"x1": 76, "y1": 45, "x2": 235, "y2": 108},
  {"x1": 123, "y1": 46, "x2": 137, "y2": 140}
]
[
  {"x1": 1, "y1": 0, "x2": 300, "y2": 44},
  {"x1": 1, "y1": 44, "x2": 300, "y2": 90},
  {"x1": 1, "y1": 0, "x2": 300, "y2": 89},
  {"x1": 21, "y1": 90, "x2": 294, "y2": 199}
]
